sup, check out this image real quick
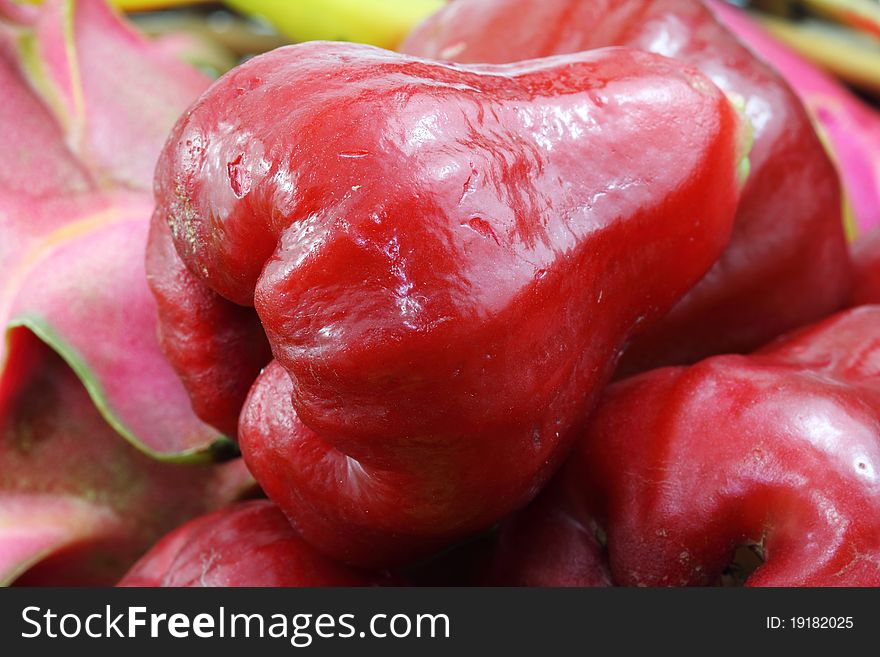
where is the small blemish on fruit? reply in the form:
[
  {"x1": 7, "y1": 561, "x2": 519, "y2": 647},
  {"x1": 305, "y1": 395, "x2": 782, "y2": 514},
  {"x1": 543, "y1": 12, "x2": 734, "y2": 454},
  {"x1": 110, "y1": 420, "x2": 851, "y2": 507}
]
[
  {"x1": 227, "y1": 154, "x2": 251, "y2": 198},
  {"x1": 463, "y1": 216, "x2": 500, "y2": 244}
]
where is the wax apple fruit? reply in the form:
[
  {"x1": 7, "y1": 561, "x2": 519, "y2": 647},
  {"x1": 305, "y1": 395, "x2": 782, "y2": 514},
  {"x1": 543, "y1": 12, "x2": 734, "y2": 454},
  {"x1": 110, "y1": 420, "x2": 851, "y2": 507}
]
[
  {"x1": 493, "y1": 307, "x2": 880, "y2": 586},
  {"x1": 119, "y1": 501, "x2": 380, "y2": 586},
  {"x1": 482, "y1": 478, "x2": 612, "y2": 587},
  {"x1": 853, "y1": 230, "x2": 880, "y2": 305},
  {"x1": 146, "y1": 216, "x2": 272, "y2": 437},
  {"x1": 149, "y1": 42, "x2": 745, "y2": 566},
  {"x1": 706, "y1": 0, "x2": 880, "y2": 238},
  {"x1": 403, "y1": 0, "x2": 852, "y2": 373}
]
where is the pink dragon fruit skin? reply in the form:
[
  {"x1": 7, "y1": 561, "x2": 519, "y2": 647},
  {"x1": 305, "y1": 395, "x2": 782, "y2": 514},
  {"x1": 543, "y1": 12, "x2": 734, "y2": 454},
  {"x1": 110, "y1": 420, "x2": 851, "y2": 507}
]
[
  {"x1": 1, "y1": 334, "x2": 254, "y2": 586},
  {"x1": 0, "y1": 0, "x2": 254, "y2": 585}
]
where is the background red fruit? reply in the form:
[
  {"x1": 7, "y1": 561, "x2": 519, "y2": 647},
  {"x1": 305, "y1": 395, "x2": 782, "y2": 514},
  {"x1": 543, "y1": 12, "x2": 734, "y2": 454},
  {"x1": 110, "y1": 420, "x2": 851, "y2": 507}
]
[
  {"x1": 852, "y1": 229, "x2": 880, "y2": 305},
  {"x1": 708, "y1": 0, "x2": 880, "y2": 238},
  {"x1": 512, "y1": 307, "x2": 880, "y2": 586},
  {"x1": 403, "y1": 0, "x2": 853, "y2": 373},
  {"x1": 119, "y1": 500, "x2": 386, "y2": 587}
]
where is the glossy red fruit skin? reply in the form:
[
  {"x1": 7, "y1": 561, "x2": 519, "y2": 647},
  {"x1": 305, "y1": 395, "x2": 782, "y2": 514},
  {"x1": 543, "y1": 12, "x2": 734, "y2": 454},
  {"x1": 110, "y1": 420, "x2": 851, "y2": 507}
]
[
  {"x1": 403, "y1": 0, "x2": 853, "y2": 374},
  {"x1": 118, "y1": 501, "x2": 380, "y2": 586},
  {"x1": 853, "y1": 230, "x2": 880, "y2": 306},
  {"x1": 511, "y1": 306, "x2": 880, "y2": 587},
  {"x1": 150, "y1": 42, "x2": 744, "y2": 567}
]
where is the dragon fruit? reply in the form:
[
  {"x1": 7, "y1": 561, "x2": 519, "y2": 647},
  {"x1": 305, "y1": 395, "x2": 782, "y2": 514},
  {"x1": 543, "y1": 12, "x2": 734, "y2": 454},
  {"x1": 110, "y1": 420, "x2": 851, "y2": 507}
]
[{"x1": 0, "y1": 0, "x2": 253, "y2": 585}]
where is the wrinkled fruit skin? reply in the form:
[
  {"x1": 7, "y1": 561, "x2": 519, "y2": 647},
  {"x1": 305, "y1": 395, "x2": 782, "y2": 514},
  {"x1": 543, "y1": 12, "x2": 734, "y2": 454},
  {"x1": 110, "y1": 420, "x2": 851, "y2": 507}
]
[
  {"x1": 149, "y1": 42, "x2": 744, "y2": 567},
  {"x1": 499, "y1": 306, "x2": 880, "y2": 586},
  {"x1": 118, "y1": 500, "x2": 381, "y2": 587},
  {"x1": 403, "y1": 0, "x2": 852, "y2": 374},
  {"x1": 853, "y1": 230, "x2": 880, "y2": 306}
]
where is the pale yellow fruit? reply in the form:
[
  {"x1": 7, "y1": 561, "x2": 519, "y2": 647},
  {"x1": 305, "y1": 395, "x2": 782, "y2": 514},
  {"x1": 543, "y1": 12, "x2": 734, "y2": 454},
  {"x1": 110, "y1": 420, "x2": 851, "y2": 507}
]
[{"x1": 224, "y1": 0, "x2": 444, "y2": 49}]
